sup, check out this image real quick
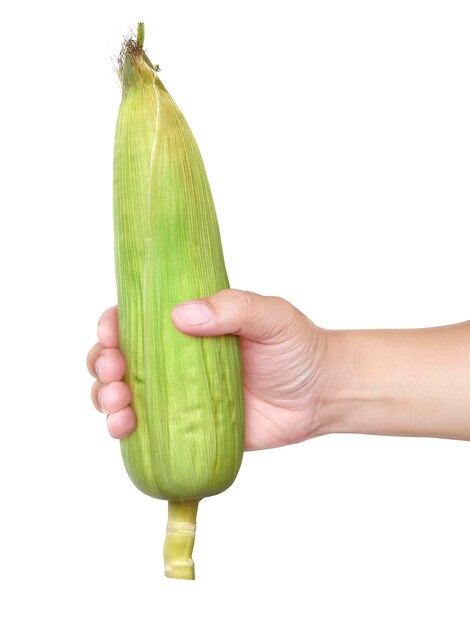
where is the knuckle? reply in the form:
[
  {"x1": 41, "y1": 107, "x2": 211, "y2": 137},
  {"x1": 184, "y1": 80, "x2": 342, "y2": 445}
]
[
  {"x1": 231, "y1": 289, "x2": 253, "y2": 317},
  {"x1": 99, "y1": 349, "x2": 126, "y2": 381},
  {"x1": 111, "y1": 380, "x2": 132, "y2": 403},
  {"x1": 222, "y1": 290, "x2": 254, "y2": 334},
  {"x1": 271, "y1": 296, "x2": 294, "y2": 314},
  {"x1": 265, "y1": 296, "x2": 300, "y2": 342},
  {"x1": 213, "y1": 289, "x2": 253, "y2": 317},
  {"x1": 98, "y1": 305, "x2": 118, "y2": 326}
]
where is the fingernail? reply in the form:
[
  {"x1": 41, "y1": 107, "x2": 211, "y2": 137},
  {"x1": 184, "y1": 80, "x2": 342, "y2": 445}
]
[
  {"x1": 98, "y1": 387, "x2": 105, "y2": 409},
  {"x1": 95, "y1": 357, "x2": 103, "y2": 381},
  {"x1": 175, "y1": 301, "x2": 212, "y2": 325}
]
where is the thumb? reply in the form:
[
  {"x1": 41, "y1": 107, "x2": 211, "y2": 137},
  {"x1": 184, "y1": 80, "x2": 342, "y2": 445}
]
[{"x1": 171, "y1": 289, "x2": 305, "y2": 343}]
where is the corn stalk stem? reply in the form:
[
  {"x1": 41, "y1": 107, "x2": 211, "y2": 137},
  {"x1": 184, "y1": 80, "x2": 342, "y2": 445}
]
[
  {"x1": 137, "y1": 22, "x2": 145, "y2": 48},
  {"x1": 163, "y1": 500, "x2": 199, "y2": 580}
]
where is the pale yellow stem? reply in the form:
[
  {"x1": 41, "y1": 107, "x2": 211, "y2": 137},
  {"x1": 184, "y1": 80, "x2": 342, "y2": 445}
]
[{"x1": 163, "y1": 500, "x2": 199, "y2": 580}]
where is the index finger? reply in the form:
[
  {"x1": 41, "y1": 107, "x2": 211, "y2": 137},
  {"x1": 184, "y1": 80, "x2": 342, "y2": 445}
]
[{"x1": 98, "y1": 305, "x2": 119, "y2": 348}]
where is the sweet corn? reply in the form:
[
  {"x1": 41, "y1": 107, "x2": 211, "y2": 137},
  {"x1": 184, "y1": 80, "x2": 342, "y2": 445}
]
[{"x1": 113, "y1": 23, "x2": 244, "y2": 580}]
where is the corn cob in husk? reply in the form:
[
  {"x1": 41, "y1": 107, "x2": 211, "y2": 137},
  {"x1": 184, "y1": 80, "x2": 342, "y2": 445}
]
[{"x1": 113, "y1": 23, "x2": 244, "y2": 579}]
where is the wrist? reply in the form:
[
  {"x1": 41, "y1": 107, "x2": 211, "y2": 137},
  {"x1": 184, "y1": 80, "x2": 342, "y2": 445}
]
[{"x1": 316, "y1": 328, "x2": 397, "y2": 437}]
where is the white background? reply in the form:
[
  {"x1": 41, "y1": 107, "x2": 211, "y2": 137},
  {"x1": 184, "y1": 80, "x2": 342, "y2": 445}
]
[{"x1": 1, "y1": 1, "x2": 469, "y2": 624}]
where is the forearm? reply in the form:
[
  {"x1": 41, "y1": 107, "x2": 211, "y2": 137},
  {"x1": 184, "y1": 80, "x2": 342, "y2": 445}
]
[{"x1": 321, "y1": 321, "x2": 470, "y2": 440}]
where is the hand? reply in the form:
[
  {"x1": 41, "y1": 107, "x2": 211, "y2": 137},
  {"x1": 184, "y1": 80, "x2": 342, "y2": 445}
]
[
  {"x1": 87, "y1": 289, "x2": 330, "y2": 450},
  {"x1": 86, "y1": 305, "x2": 136, "y2": 439}
]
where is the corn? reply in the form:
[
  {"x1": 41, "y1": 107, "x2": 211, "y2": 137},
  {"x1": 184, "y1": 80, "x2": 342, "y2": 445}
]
[{"x1": 113, "y1": 23, "x2": 244, "y2": 580}]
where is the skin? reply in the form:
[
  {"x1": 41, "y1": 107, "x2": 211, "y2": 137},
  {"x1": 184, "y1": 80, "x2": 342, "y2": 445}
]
[{"x1": 87, "y1": 289, "x2": 470, "y2": 448}]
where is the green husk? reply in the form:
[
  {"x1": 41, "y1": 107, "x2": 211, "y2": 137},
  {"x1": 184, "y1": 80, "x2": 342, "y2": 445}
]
[{"x1": 113, "y1": 23, "x2": 244, "y2": 579}]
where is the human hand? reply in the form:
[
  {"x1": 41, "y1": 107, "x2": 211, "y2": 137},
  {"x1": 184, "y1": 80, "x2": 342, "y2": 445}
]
[{"x1": 87, "y1": 290, "x2": 330, "y2": 450}]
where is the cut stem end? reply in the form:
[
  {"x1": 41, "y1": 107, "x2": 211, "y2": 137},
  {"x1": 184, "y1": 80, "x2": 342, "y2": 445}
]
[
  {"x1": 137, "y1": 22, "x2": 145, "y2": 48},
  {"x1": 163, "y1": 500, "x2": 199, "y2": 580}
]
